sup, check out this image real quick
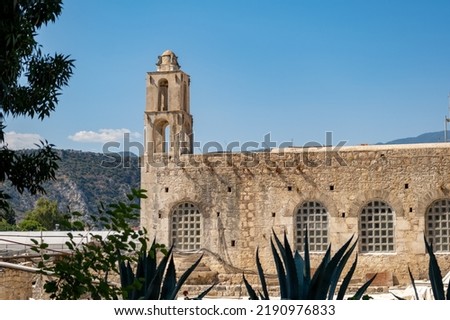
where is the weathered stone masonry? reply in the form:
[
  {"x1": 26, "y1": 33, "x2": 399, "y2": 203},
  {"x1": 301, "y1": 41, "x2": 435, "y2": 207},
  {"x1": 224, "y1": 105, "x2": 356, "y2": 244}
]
[{"x1": 141, "y1": 50, "x2": 450, "y2": 287}]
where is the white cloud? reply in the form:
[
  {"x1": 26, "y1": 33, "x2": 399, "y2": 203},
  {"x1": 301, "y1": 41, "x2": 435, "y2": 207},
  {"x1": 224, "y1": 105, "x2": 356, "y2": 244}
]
[
  {"x1": 68, "y1": 128, "x2": 141, "y2": 143},
  {"x1": 1, "y1": 131, "x2": 45, "y2": 150}
]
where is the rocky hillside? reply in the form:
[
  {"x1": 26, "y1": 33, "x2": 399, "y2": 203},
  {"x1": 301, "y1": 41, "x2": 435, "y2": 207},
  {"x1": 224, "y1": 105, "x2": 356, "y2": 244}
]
[{"x1": 3, "y1": 149, "x2": 140, "y2": 221}]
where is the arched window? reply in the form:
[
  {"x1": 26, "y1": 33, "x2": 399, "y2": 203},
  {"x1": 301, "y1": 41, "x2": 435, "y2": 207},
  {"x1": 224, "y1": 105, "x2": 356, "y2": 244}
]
[
  {"x1": 158, "y1": 79, "x2": 168, "y2": 111},
  {"x1": 295, "y1": 201, "x2": 329, "y2": 252},
  {"x1": 360, "y1": 200, "x2": 394, "y2": 253},
  {"x1": 154, "y1": 120, "x2": 169, "y2": 154},
  {"x1": 426, "y1": 199, "x2": 450, "y2": 252},
  {"x1": 171, "y1": 202, "x2": 201, "y2": 250}
]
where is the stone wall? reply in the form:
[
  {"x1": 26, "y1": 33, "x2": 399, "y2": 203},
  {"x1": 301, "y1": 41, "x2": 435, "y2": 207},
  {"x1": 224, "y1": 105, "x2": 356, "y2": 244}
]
[
  {"x1": 0, "y1": 267, "x2": 40, "y2": 300},
  {"x1": 141, "y1": 143, "x2": 450, "y2": 287}
]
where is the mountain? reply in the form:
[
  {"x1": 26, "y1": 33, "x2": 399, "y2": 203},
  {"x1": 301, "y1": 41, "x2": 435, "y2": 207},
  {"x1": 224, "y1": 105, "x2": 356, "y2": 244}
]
[
  {"x1": 2, "y1": 149, "x2": 140, "y2": 222},
  {"x1": 381, "y1": 130, "x2": 450, "y2": 145}
]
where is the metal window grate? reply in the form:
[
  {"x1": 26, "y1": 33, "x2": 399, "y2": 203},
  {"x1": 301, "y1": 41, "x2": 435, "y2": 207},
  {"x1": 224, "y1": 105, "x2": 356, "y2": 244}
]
[
  {"x1": 295, "y1": 201, "x2": 329, "y2": 252},
  {"x1": 171, "y1": 202, "x2": 201, "y2": 250},
  {"x1": 426, "y1": 199, "x2": 450, "y2": 252},
  {"x1": 360, "y1": 200, "x2": 395, "y2": 253}
]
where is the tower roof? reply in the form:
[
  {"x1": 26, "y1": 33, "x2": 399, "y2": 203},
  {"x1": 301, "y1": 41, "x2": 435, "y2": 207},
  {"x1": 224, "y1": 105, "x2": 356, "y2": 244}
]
[{"x1": 156, "y1": 49, "x2": 180, "y2": 71}]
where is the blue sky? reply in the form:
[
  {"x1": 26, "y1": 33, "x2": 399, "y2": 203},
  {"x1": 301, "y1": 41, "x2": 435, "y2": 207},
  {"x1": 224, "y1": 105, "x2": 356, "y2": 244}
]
[{"x1": 4, "y1": 0, "x2": 450, "y2": 153}]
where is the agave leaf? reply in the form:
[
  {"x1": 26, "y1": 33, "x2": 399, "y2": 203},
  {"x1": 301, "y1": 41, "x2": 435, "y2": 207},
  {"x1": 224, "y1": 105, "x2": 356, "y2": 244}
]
[
  {"x1": 194, "y1": 282, "x2": 217, "y2": 300},
  {"x1": 270, "y1": 238, "x2": 287, "y2": 298},
  {"x1": 303, "y1": 226, "x2": 311, "y2": 292},
  {"x1": 407, "y1": 266, "x2": 420, "y2": 300},
  {"x1": 350, "y1": 273, "x2": 377, "y2": 300},
  {"x1": 327, "y1": 235, "x2": 356, "y2": 300},
  {"x1": 160, "y1": 254, "x2": 177, "y2": 299},
  {"x1": 144, "y1": 245, "x2": 173, "y2": 299},
  {"x1": 145, "y1": 241, "x2": 157, "y2": 292},
  {"x1": 391, "y1": 292, "x2": 406, "y2": 300},
  {"x1": 243, "y1": 274, "x2": 260, "y2": 300},
  {"x1": 308, "y1": 245, "x2": 331, "y2": 299},
  {"x1": 118, "y1": 259, "x2": 135, "y2": 299},
  {"x1": 255, "y1": 248, "x2": 270, "y2": 300},
  {"x1": 294, "y1": 251, "x2": 305, "y2": 298},
  {"x1": 272, "y1": 230, "x2": 288, "y2": 270},
  {"x1": 424, "y1": 236, "x2": 445, "y2": 300},
  {"x1": 134, "y1": 252, "x2": 147, "y2": 299},
  {"x1": 167, "y1": 253, "x2": 203, "y2": 300},
  {"x1": 282, "y1": 232, "x2": 299, "y2": 299},
  {"x1": 336, "y1": 254, "x2": 358, "y2": 300},
  {"x1": 316, "y1": 238, "x2": 354, "y2": 300}
]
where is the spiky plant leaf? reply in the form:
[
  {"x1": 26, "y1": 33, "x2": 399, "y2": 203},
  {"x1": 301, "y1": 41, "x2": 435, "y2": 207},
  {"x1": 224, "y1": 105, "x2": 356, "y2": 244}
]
[
  {"x1": 270, "y1": 238, "x2": 287, "y2": 298},
  {"x1": 327, "y1": 236, "x2": 357, "y2": 300},
  {"x1": 307, "y1": 246, "x2": 331, "y2": 299},
  {"x1": 391, "y1": 292, "x2": 406, "y2": 300},
  {"x1": 294, "y1": 251, "x2": 305, "y2": 298},
  {"x1": 407, "y1": 266, "x2": 420, "y2": 300},
  {"x1": 336, "y1": 254, "x2": 358, "y2": 300},
  {"x1": 255, "y1": 248, "x2": 270, "y2": 300},
  {"x1": 304, "y1": 226, "x2": 311, "y2": 289},
  {"x1": 167, "y1": 254, "x2": 204, "y2": 300},
  {"x1": 194, "y1": 282, "x2": 218, "y2": 300},
  {"x1": 143, "y1": 245, "x2": 173, "y2": 299},
  {"x1": 350, "y1": 273, "x2": 377, "y2": 300},
  {"x1": 424, "y1": 236, "x2": 445, "y2": 300},
  {"x1": 283, "y1": 232, "x2": 300, "y2": 299},
  {"x1": 243, "y1": 274, "x2": 260, "y2": 300},
  {"x1": 314, "y1": 236, "x2": 356, "y2": 300},
  {"x1": 160, "y1": 254, "x2": 177, "y2": 299}
]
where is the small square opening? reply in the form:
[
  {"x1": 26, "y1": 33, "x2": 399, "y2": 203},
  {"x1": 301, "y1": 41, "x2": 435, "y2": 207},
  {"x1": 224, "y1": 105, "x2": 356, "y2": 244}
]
[
  {"x1": 231, "y1": 240, "x2": 236, "y2": 247},
  {"x1": 227, "y1": 187, "x2": 232, "y2": 192},
  {"x1": 287, "y1": 186, "x2": 293, "y2": 191},
  {"x1": 272, "y1": 212, "x2": 276, "y2": 218},
  {"x1": 165, "y1": 187, "x2": 169, "y2": 193},
  {"x1": 405, "y1": 183, "x2": 409, "y2": 189},
  {"x1": 217, "y1": 212, "x2": 220, "y2": 217},
  {"x1": 329, "y1": 185, "x2": 334, "y2": 191}
]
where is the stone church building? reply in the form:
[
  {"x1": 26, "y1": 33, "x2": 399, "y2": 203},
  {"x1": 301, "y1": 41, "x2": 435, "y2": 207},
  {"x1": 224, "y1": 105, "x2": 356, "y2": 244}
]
[{"x1": 141, "y1": 50, "x2": 450, "y2": 290}]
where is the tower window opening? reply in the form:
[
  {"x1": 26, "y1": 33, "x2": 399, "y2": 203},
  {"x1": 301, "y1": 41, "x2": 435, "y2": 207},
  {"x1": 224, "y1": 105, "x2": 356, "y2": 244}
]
[{"x1": 158, "y1": 79, "x2": 169, "y2": 111}]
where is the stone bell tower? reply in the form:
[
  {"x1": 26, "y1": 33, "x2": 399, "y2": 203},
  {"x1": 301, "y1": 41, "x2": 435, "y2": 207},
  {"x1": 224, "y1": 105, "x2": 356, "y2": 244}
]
[{"x1": 144, "y1": 50, "x2": 193, "y2": 156}]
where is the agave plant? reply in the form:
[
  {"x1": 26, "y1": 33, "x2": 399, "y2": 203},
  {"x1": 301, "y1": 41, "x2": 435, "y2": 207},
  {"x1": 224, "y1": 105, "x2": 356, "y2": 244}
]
[
  {"x1": 119, "y1": 239, "x2": 215, "y2": 300},
  {"x1": 243, "y1": 230, "x2": 376, "y2": 300},
  {"x1": 394, "y1": 236, "x2": 450, "y2": 300}
]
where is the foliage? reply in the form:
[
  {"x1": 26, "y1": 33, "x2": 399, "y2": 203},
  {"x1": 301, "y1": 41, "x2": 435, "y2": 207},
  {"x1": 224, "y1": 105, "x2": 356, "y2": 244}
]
[
  {"x1": 33, "y1": 189, "x2": 148, "y2": 300},
  {"x1": 394, "y1": 236, "x2": 450, "y2": 300},
  {"x1": 0, "y1": 0, "x2": 74, "y2": 220},
  {"x1": 243, "y1": 230, "x2": 376, "y2": 300},
  {"x1": 19, "y1": 197, "x2": 70, "y2": 230},
  {"x1": 119, "y1": 240, "x2": 216, "y2": 300},
  {"x1": 0, "y1": 218, "x2": 18, "y2": 230},
  {"x1": 0, "y1": 194, "x2": 16, "y2": 225}
]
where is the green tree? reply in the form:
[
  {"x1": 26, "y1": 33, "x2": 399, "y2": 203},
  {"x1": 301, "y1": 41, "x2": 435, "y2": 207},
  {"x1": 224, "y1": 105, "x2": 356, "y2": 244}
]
[
  {"x1": 0, "y1": 0, "x2": 74, "y2": 222},
  {"x1": 19, "y1": 197, "x2": 68, "y2": 231},
  {"x1": 35, "y1": 189, "x2": 149, "y2": 299}
]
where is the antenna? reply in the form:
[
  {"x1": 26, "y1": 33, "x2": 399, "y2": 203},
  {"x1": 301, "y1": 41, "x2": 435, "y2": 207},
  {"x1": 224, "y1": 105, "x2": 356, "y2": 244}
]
[{"x1": 446, "y1": 93, "x2": 450, "y2": 142}]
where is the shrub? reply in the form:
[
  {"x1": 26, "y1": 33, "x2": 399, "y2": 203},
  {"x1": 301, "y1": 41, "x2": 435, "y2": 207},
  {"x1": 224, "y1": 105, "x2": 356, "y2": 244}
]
[{"x1": 243, "y1": 230, "x2": 376, "y2": 300}]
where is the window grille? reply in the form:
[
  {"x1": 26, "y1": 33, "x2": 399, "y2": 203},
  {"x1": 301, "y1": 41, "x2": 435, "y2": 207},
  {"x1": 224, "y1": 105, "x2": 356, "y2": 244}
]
[
  {"x1": 360, "y1": 200, "x2": 394, "y2": 253},
  {"x1": 426, "y1": 199, "x2": 450, "y2": 252},
  {"x1": 295, "y1": 201, "x2": 329, "y2": 252},
  {"x1": 171, "y1": 202, "x2": 201, "y2": 250}
]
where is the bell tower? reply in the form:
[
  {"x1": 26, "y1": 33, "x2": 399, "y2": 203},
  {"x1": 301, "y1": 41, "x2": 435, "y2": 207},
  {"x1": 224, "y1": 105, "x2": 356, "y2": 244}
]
[{"x1": 144, "y1": 50, "x2": 193, "y2": 157}]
